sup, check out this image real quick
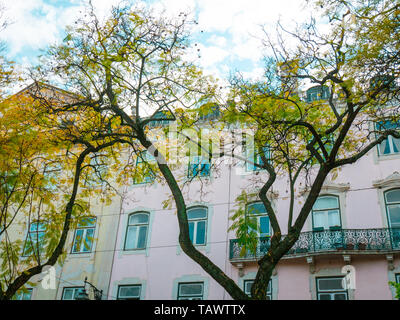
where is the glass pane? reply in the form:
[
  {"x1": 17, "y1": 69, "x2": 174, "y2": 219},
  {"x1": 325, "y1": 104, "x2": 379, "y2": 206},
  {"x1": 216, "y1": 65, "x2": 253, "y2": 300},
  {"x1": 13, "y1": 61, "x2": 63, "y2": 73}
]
[
  {"x1": 377, "y1": 120, "x2": 399, "y2": 130},
  {"x1": 318, "y1": 278, "x2": 344, "y2": 291},
  {"x1": 63, "y1": 289, "x2": 73, "y2": 300},
  {"x1": 313, "y1": 196, "x2": 338, "y2": 210},
  {"x1": 73, "y1": 229, "x2": 84, "y2": 252},
  {"x1": 196, "y1": 221, "x2": 206, "y2": 245},
  {"x1": 386, "y1": 189, "x2": 400, "y2": 204},
  {"x1": 30, "y1": 222, "x2": 46, "y2": 232},
  {"x1": 199, "y1": 163, "x2": 210, "y2": 176},
  {"x1": 247, "y1": 202, "x2": 267, "y2": 215},
  {"x1": 73, "y1": 288, "x2": 84, "y2": 299},
  {"x1": 78, "y1": 217, "x2": 96, "y2": 227},
  {"x1": 137, "y1": 226, "x2": 147, "y2": 249},
  {"x1": 267, "y1": 280, "x2": 272, "y2": 294},
  {"x1": 313, "y1": 211, "x2": 326, "y2": 229},
  {"x1": 328, "y1": 210, "x2": 340, "y2": 227},
  {"x1": 259, "y1": 216, "x2": 270, "y2": 236},
  {"x1": 334, "y1": 293, "x2": 347, "y2": 300},
  {"x1": 129, "y1": 213, "x2": 149, "y2": 225},
  {"x1": 125, "y1": 226, "x2": 138, "y2": 249},
  {"x1": 319, "y1": 293, "x2": 332, "y2": 300},
  {"x1": 187, "y1": 207, "x2": 207, "y2": 220},
  {"x1": 22, "y1": 290, "x2": 32, "y2": 300},
  {"x1": 188, "y1": 222, "x2": 194, "y2": 242},
  {"x1": 388, "y1": 204, "x2": 400, "y2": 228},
  {"x1": 392, "y1": 137, "x2": 400, "y2": 153},
  {"x1": 244, "y1": 281, "x2": 253, "y2": 295},
  {"x1": 119, "y1": 286, "x2": 140, "y2": 298},
  {"x1": 179, "y1": 283, "x2": 203, "y2": 296},
  {"x1": 82, "y1": 228, "x2": 94, "y2": 252}
]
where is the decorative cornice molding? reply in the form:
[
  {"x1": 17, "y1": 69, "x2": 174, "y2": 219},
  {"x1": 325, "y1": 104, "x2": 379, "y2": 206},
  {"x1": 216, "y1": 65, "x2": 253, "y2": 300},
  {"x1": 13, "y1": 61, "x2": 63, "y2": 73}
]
[
  {"x1": 246, "y1": 189, "x2": 280, "y2": 201},
  {"x1": 372, "y1": 172, "x2": 400, "y2": 189},
  {"x1": 300, "y1": 181, "x2": 350, "y2": 196}
]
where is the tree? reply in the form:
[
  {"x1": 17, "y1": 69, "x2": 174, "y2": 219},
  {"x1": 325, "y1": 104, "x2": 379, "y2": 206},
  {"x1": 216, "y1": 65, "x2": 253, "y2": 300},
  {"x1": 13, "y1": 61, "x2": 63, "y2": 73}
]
[
  {"x1": 0, "y1": 82, "x2": 125, "y2": 300},
  {"x1": 223, "y1": 0, "x2": 400, "y2": 299},
  {"x1": 32, "y1": 2, "x2": 250, "y2": 300},
  {"x1": 389, "y1": 281, "x2": 400, "y2": 299},
  {"x1": 33, "y1": 0, "x2": 400, "y2": 300}
]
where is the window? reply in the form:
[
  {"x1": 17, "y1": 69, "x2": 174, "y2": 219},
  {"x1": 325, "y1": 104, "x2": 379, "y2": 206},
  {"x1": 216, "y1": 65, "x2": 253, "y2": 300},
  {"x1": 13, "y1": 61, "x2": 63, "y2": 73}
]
[
  {"x1": 312, "y1": 196, "x2": 341, "y2": 231},
  {"x1": 23, "y1": 221, "x2": 46, "y2": 256},
  {"x1": 62, "y1": 287, "x2": 85, "y2": 300},
  {"x1": 385, "y1": 189, "x2": 400, "y2": 229},
  {"x1": 244, "y1": 280, "x2": 272, "y2": 300},
  {"x1": 188, "y1": 156, "x2": 210, "y2": 178},
  {"x1": 384, "y1": 189, "x2": 400, "y2": 247},
  {"x1": 246, "y1": 146, "x2": 271, "y2": 172},
  {"x1": 396, "y1": 274, "x2": 400, "y2": 284},
  {"x1": 199, "y1": 104, "x2": 220, "y2": 121},
  {"x1": 124, "y1": 212, "x2": 149, "y2": 250},
  {"x1": 13, "y1": 288, "x2": 33, "y2": 300},
  {"x1": 187, "y1": 207, "x2": 208, "y2": 245},
  {"x1": 246, "y1": 202, "x2": 270, "y2": 238},
  {"x1": 134, "y1": 151, "x2": 156, "y2": 184},
  {"x1": 71, "y1": 217, "x2": 96, "y2": 253},
  {"x1": 242, "y1": 134, "x2": 270, "y2": 171},
  {"x1": 43, "y1": 163, "x2": 61, "y2": 192},
  {"x1": 376, "y1": 121, "x2": 400, "y2": 155},
  {"x1": 117, "y1": 285, "x2": 141, "y2": 300},
  {"x1": 177, "y1": 282, "x2": 204, "y2": 300},
  {"x1": 370, "y1": 75, "x2": 396, "y2": 91},
  {"x1": 308, "y1": 133, "x2": 335, "y2": 161},
  {"x1": 147, "y1": 110, "x2": 173, "y2": 128},
  {"x1": 306, "y1": 85, "x2": 330, "y2": 103},
  {"x1": 316, "y1": 277, "x2": 348, "y2": 300}
]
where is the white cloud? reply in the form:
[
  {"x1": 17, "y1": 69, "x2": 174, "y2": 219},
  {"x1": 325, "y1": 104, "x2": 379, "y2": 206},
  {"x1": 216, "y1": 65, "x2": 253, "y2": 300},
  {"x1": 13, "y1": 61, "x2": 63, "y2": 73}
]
[{"x1": 0, "y1": 0, "x2": 319, "y2": 83}]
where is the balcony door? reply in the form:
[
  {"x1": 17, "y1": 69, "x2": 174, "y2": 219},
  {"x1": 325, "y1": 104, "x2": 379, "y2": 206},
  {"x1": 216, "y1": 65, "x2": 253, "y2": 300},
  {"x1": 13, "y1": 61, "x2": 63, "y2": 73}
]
[{"x1": 385, "y1": 189, "x2": 400, "y2": 248}]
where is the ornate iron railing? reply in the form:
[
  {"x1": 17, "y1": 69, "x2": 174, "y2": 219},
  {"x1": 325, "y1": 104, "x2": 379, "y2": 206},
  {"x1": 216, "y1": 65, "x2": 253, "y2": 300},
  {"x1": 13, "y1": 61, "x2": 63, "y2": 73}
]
[{"x1": 229, "y1": 228, "x2": 400, "y2": 261}]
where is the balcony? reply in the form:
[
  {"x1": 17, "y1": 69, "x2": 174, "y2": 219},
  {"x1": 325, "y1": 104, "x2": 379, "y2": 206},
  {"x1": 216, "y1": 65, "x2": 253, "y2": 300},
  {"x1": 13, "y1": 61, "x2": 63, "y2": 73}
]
[{"x1": 229, "y1": 228, "x2": 400, "y2": 262}]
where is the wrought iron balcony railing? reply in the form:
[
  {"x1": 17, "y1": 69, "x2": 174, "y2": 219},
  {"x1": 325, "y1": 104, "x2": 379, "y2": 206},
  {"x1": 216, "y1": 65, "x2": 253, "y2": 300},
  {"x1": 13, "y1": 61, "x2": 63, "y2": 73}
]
[{"x1": 229, "y1": 228, "x2": 400, "y2": 261}]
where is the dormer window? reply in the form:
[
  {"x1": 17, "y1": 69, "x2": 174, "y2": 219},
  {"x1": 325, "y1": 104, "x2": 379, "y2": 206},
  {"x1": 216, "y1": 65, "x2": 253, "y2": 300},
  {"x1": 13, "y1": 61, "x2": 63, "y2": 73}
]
[
  {"x1": 306, "y1": 85, "x2": 330, "y2": 103},
  {"x1": 376, "y1": 120, "x2": 400, "y2": 156},
  {"x1": 199, "y1": 104, "x2": 220, "y2": 121},
  {"x1": 147, "y1": 110, "x2": 173, "y2": 128},
  {"x1": 370, "y1": 75, "x2": 396, "y2": 91}
]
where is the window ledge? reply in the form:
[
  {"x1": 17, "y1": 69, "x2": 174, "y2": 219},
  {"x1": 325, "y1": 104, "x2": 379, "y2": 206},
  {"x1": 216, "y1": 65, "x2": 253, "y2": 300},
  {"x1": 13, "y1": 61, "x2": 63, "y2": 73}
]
[
  {"x1": 121, "y1": 248, "x2": 147, "y2": 256},
  {"x1": 377, "y1": 153, "x2": 400, "y2": 161},
  {"x1": 67, "y1": 252, "x2": 94, "y2": 260}
]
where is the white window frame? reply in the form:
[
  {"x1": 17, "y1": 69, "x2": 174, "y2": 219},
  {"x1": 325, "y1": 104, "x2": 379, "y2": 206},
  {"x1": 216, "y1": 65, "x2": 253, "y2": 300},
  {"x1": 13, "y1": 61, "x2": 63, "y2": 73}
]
[
  {"x1": 244, "y1": 279, "x2": 272, "y2": 299},
  {"x1": 188, "y1": 156, "x2": 210, "y2": 178},
  {"x1": 187, "y1": 207, "x2": 208, "y2": 246},
  {"x1": 13, "y1": 288, "x2": 33, "y2": 300},
  {"x1": 379, "y1": 135, "x2": 400, "y2": 155},
  {"x1": 316, "y1": 277, "x2": 348, "y2": 300},
  {"x1": 61, "y1": 287, "x2": 85, "y2": 300},
  {"x1": 71, "y1": 217, "x2": 96, "y2": 254},
  {"x1": 376, "y1": 121, "x2": 400, "y2": 156},
  {"x1": 384, "y1": 189, "x2": 400, "y2": 228},
  {"x1": 134, "y1": 151, "x2": 155, "y2": 184},
  {"x1": 312, "y1": 195, "x2": 342, "y2": 231},
  {"x1": 177, "y1": 282, "x2": 204, "y2": 300},
  {"x1": 246, "y1": 202, "x2": 270, "y2": 238},
  {"x1": 124, "y1": 212, "x2": 149, "y2": 250},
  {"x1": 23, "y1": 221, "x2": 46, "y2": 256},
  {"x1": 117, "y1": 284, "x2": 142, "y2": 300}
]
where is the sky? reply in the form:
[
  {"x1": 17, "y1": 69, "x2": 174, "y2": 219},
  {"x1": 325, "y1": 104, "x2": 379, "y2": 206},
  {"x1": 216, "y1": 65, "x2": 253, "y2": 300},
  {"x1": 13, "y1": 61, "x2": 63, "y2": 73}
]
[{"x1": 0, "y1": 0, "x2": 316, "y2": 89}]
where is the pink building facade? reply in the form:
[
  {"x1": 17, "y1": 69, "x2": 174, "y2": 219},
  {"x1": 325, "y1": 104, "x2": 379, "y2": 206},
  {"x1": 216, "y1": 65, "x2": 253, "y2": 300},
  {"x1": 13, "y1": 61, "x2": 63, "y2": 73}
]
[{"x1": 106, "y1": 129, "x2": 400, "y2": 300}]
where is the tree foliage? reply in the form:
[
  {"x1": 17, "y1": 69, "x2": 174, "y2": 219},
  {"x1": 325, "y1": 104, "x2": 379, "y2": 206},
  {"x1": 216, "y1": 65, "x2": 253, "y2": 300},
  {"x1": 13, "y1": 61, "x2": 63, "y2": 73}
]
[{"x1": 224, "y1": 0, "x2": 400, "y2": 299}]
